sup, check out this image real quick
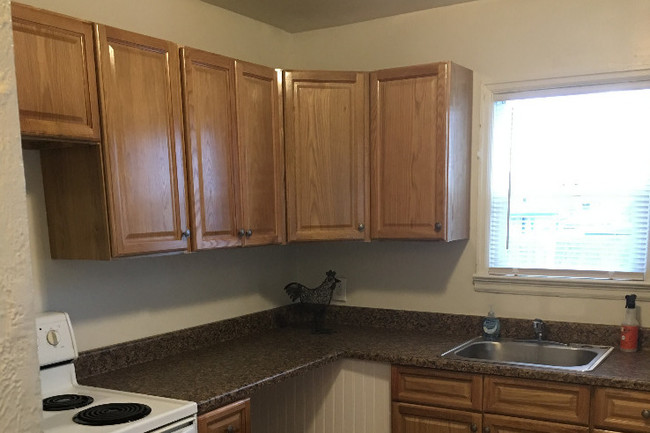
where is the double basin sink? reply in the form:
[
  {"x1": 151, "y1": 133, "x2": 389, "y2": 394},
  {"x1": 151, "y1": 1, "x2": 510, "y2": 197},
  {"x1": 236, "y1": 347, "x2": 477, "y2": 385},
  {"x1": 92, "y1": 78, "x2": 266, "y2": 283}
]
[{"x1": 442, "y1": 337, "x2": 614, "y2": 372}]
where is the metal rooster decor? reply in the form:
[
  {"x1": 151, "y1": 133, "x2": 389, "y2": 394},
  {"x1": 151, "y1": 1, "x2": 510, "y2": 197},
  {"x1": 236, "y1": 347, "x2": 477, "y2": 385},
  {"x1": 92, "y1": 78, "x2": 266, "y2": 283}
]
[{"x1": 284, "y1": 270, "x2": 340, "y2": 334}]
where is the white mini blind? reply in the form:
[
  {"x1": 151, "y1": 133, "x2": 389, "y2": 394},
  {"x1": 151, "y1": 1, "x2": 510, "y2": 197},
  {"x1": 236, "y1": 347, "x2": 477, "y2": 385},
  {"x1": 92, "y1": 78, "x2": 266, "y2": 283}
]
[{"x1": 488, "y1": 89, "x2": 650, "y2": 280}]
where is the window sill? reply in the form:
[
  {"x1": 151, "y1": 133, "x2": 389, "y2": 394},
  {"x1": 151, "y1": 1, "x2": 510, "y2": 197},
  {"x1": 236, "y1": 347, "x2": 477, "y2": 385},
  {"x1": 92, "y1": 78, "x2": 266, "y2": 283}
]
[{"x1": 473, "y1": 274, "x2": 650, "y2": 300}]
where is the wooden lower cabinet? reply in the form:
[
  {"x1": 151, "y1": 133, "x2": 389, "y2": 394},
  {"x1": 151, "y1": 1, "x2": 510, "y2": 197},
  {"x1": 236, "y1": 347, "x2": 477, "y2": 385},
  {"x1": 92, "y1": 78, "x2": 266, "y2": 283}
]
[
  {"x1": 198, "y1": 399, "x2": 250, "y2": 433},
  {"x1": 392, "y1": 366, "x2": 595, "y2": 433},
  {"x1": 393, "y1": 402, "x2": 481, "y2": 433},
  {"x1": 592, "y1": 388, "x2": 650, "y2": 433}
]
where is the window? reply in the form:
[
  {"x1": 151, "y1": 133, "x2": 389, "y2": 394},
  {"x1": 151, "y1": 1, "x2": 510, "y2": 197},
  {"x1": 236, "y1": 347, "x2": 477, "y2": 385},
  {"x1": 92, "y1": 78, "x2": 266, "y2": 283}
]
[{"x1": 476, "y1": 72, "x2": 650, "y2": 295}]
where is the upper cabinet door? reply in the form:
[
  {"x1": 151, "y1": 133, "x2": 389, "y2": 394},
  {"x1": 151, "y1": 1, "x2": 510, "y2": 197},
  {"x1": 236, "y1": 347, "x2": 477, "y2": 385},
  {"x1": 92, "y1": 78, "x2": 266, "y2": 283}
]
[
  {"x1": 181, "y1": 48, "x2": 241, "y2": 250},
  {"x1": 284, "y1": 71, "x2": 369, "y2": 242},
  {"x1": 11, "y1": 3, "x2": 100, "y2": 142},
  {"x1": 95, "y1": 25, "x2": 190, "y2": 257},
  {"x1": 235, "y1": 61, "x2": 285, "y2": 246},
  {"x1": 370, "y1": 62, "x2": 472, "y2": 241}
]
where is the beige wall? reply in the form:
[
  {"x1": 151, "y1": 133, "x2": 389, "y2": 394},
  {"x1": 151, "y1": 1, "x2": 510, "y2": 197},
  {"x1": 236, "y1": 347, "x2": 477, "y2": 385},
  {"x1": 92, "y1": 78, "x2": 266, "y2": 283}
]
[
  {"x1": 291, "y1": 0, "x2": 650, "y2": 327},
  {"x1": 0, "y1": 0, "x2": 41, "y2": 430}
]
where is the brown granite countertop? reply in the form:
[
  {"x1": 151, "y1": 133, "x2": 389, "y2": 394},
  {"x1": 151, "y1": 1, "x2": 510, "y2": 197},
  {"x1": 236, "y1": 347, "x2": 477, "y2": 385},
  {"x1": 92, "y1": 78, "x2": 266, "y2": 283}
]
[{"x1": 79, "y1": 323, "x2": 650, "y2": 415}]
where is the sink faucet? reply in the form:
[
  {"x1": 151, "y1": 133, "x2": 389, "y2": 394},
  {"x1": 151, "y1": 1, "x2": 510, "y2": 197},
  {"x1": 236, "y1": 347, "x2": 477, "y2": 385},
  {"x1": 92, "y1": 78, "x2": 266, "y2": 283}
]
[{"x1": 533, "y1": 318, "x2": 545, "y2": 341}]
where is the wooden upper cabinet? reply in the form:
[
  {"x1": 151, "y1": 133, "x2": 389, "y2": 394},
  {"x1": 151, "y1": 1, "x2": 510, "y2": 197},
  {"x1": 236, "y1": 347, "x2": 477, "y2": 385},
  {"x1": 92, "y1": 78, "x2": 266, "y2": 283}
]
[
  {"x1": 284, "y1": 70, "x2": 369, "y2": 242},
  {"x1": 370, "y1": 62, "x2": 472, "y2": 241},
  {"x1": 180, "y1": 48, "x2": 285, "y2": 250},
  {"x1": 234, "y1": 61, "x2": 285, "y2": 246},
  {"x1": 11, "y1": 3, "x2": 100, "y2": 142},
  {"x1": 95, "y1": 25, "x2": 190, "y2": 257},
  {"x1": 181, "y1": 48, "x2": 241, "y2": 250}
]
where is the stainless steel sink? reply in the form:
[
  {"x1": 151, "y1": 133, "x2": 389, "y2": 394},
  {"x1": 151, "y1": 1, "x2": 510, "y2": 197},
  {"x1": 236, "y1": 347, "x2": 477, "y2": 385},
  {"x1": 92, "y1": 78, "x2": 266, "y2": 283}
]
[{"x1": 441, "y1": 337, "x2": 614, "y2": 372}]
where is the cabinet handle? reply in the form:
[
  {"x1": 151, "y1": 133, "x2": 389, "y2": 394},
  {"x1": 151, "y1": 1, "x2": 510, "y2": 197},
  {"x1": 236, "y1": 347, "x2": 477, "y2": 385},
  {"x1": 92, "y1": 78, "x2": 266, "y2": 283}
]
[
  {"x1": 245, "y1": 229, "x2": 253, "y2": 237},
  {"x1": 181, "y1": 229, "x2": 191, "y2": 239},
  {"x1": 358, "y1": 223, "x2": 365, "y2": 232},
  {"x1": 434, "y1": 222, "x2": 442, "y2": 232},
  {"x1": 237, "y1": 229, "x2": 245, "y2": 238},
  {"x1": 226, "y1": 426, "x2": 235, "y2": 433},
  {"x1": 470, "y1": 423, "x2": 478, "y2": 432},
  {"x1": 642, "y1": 409, "x2": 650, "y2": 419}
]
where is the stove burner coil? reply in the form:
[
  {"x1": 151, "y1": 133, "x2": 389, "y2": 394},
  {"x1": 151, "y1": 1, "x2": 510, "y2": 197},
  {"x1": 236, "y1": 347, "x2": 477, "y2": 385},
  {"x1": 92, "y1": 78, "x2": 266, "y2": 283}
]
[
  {"x1": 42, "y1": 394, "x2": 94, "y2": 411},
  {"x1": 73, "y1": 403, "x2": 152, "y2": 426}
]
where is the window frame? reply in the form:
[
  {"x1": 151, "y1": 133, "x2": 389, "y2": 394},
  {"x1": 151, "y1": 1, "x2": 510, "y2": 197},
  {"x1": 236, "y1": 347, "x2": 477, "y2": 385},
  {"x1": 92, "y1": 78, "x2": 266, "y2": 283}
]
[{"x1": 474, "y1": 69, "x2": 650, "y2": 299}]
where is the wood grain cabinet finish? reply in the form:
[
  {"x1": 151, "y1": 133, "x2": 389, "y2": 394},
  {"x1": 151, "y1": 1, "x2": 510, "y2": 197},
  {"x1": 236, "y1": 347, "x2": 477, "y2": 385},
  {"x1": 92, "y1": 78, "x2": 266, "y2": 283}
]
[
  {"x1": 284, "y1": 70, "x2": 369, "y2": 242},
  {"x1": 482, "y1": 413, "x2": 588, "y2": 433},
  {"x1": 483, "y1": 376, "x2": 590, "y2": 426},
  {"x1": 593, "y1": 387, "x2": 650, "y2": 433},
  {"x1": 95, "y1": 25, "x2": 190, "y2": 257},
  {"x1": 11, "y1": 3, "x2": 100, "y2": 143},
  {"x1": 393, "y1": 402, "x2": 482, "y2": 433},
  {"x1": 198, "y1": 399, "x2": 250, "y2": 433},
  {"x1": 392, "y1": 365, "x2": 482, "y2": 411},
  {"x1": 370, "y1": 62, "x2": 472, "y2": 241},
  {"x1": 181, "y1": 47, "x2": 285, "y2": 250}
]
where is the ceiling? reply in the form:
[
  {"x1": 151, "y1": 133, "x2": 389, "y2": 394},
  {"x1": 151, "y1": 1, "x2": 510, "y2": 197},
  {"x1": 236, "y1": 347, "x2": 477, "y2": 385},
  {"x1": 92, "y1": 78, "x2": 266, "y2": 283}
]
[{"x1": 201, "y1": 0, "x2": 479, "y2": 33}]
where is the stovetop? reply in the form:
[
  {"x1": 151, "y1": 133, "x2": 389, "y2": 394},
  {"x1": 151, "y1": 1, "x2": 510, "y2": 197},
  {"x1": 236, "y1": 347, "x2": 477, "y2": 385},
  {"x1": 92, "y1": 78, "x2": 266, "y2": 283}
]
[{"x1": 37, "y1": 312, "x2": 197, "y2": 433}]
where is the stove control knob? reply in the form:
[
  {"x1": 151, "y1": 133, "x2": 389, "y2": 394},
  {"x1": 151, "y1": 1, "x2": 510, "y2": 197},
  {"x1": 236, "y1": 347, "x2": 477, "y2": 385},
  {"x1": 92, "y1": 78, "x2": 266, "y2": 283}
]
[{"x1": 46, "y1": 330, "x2": 60, "y2": 346}]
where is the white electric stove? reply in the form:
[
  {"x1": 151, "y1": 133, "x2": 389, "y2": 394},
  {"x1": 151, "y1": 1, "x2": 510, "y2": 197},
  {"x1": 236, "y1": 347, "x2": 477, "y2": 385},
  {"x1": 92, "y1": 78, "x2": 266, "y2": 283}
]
[{"x1": 37, "y1": 312, "x2": 197, "y2": 433}]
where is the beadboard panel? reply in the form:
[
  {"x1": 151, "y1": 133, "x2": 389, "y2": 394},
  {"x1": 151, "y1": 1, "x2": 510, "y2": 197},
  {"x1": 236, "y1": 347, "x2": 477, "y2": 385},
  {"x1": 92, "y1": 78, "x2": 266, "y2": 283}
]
[{"x1": 251, "y1": 359, "x2": 391, "y2": 433}]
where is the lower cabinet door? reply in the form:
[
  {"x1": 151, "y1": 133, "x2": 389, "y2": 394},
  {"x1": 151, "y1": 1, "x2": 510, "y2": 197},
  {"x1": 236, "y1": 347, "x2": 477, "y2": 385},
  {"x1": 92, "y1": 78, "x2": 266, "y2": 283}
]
[
  {"x1": 198, "y1": 399, "x2": 250, "y2": 433},
  {"x1": 482, "y1": 414, "x2": 588, "y2": 433},
  {"x1": 392, "y1": 402, "x2": 481, "y2": 433}
]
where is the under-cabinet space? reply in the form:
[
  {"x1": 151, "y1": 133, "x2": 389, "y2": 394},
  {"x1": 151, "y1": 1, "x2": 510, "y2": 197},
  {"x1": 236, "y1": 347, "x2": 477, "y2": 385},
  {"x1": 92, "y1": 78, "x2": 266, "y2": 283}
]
[
  {"x1": 11, "y1": 3, "x2": 100, "y2": 143},
  {"x1": 198, "y1": 399, "x2": 250, "y2": 433},
  {"x1": 593, "y1": 387, "x2": 650, "y2": 433},
  {"x1": 181, "y1": 49, "x2": 285, "y2": 250},
  {"x1": 370, "y1": 62, "x2": 472, "y2": 241},
  {"x1": 284, "y1": 70, "x2": 370, "y2": 242}
]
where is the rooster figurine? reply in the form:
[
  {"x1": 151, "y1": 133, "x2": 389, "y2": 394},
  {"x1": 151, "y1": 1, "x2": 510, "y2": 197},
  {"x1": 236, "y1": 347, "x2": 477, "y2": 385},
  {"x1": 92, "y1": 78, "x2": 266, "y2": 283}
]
[{"x1": 284, "y1": 270, "x2": 340, "y2": 334}]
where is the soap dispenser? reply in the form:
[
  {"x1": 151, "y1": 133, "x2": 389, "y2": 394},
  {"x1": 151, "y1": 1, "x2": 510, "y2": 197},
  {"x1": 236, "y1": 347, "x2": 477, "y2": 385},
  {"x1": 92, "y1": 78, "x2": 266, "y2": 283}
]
[{"x1": 483, "y1": 306, "x2": 501, "y2": 340}]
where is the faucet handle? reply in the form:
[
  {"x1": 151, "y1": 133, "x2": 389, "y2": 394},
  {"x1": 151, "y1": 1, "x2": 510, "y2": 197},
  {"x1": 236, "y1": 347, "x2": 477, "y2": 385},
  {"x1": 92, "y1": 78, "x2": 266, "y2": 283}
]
[{"x1": 532, "y1": 318, "x2": 545, "y2": 340}]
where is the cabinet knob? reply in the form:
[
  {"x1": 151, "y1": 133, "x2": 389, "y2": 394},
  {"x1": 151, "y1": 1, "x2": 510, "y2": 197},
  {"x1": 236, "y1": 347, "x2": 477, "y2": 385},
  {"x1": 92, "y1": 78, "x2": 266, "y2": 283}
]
[
  {"x1": 226, "y1": 426, "x2": 235, "y2": 433},
  {"x1": 245, "y1": 229, "x2": 253, "y2": 237},
  {"x1": 470, "y1": 423, "x2": 478, "y2": 432},
  {"x1": 483, "y1": 428, "x2": 491, "y2": 433},
  {"x1": 237, "y1": 229, "x2": 245, "y2": 238},
  {"x1": 181, "y1": 229, "x2": 191, "y2": 239},
  {"x1": 642, "y1": 409, "x2": 650, "y2": 419},
  {"x1": 434, "y1": 222, "x2": 442, "y2": 232},
  {"x1": 358, "y1": 223, "x2": 365, "y2": 232}
]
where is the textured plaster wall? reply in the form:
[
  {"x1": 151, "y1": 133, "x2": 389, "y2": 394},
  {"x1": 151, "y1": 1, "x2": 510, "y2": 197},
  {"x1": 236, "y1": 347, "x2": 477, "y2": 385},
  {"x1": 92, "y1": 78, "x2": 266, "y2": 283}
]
[
  {"x1": 291, "y1": 0, "x2": 650, "y2": 327},
  {"x1": 0, "y1": 0, "x2": 41, "y2": 430}
]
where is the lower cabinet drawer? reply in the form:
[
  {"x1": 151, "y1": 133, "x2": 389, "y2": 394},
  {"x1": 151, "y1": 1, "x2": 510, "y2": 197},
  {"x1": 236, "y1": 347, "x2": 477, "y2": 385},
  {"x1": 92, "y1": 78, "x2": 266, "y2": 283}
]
[
  {"x1": 392, "y1": 365, "x2": 482, "y2": 411},
  {"x1": 392, "y1": 402, "x2": 482, "y2": 433},
  {"x1": 593, "y1": 387, "x2": 650, "y2": 432},
  {"x1": 483, "y1": 413, "x2": 588, "y2": 433},
  {"x1": 198, "y1": 399, "x2": 250, "y2": 433},
  {"x1": 483, "y1": 376, "x2": 590, "y2": 425}
]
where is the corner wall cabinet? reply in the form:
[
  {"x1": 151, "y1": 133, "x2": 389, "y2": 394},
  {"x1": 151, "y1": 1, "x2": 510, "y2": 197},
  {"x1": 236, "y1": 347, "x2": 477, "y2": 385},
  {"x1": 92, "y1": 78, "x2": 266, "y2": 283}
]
[
  {"x1": 181, "y1": 48, "x2": 285, "y2": 250},
  {"x1": 284, "y1": 70, "x2": 370, "y2": 242},
  {"x1": 370, "y1": 62, "x2": 472, "y2": 241},
  {"x1": 11, "y1": 3, "x2": 100, "y2": 143},
  {"x1": 198, "y1": 399, "x2": 250, "y2": 433}
]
